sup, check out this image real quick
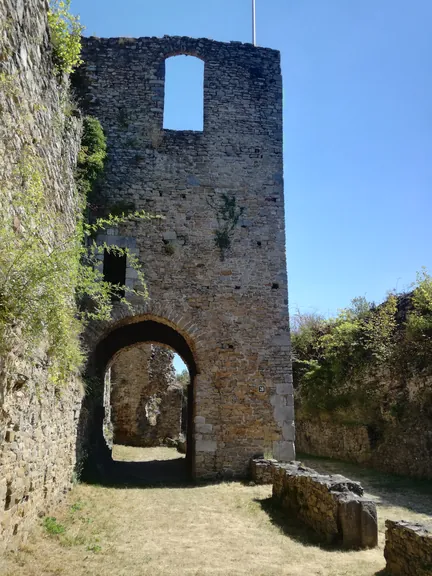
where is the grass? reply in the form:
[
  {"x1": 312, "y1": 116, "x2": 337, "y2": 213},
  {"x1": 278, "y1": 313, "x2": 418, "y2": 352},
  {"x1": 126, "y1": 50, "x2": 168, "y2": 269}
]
[{"x1": 1, "y1": 447, "x2": 432, "y2": 576}]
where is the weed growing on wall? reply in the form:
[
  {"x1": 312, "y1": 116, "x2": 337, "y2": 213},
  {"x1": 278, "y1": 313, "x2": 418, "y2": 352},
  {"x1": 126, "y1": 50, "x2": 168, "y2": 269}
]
[
  {"x1": 48, "y1": 0, "x2": 84, "y2": 77},
  {"x1": 208, "y1": 193, "x2": 244, "y2": 260}
]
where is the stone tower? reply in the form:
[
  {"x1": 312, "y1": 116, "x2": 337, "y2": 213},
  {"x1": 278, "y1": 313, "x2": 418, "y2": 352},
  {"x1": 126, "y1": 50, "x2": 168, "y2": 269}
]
[{"x1": 81, "y1": 36, "x2": 295, "y2": 478}]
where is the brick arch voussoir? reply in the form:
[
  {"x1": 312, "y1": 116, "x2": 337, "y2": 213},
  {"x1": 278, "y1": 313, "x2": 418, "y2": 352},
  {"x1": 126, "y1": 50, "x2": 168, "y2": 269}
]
[{"x1": 85, "y1": 301, "x2": 203, "y2": 375}]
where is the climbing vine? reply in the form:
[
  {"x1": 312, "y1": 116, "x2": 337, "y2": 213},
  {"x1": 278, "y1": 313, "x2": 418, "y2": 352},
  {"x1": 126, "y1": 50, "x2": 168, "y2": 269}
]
[
  {"x1": 0, "y1": 65, "x2": 157, "y2": 390},
  {"x1": 0, "y1": 145, "x2": 154, "y2": 386},
  {"x1": 208, "y1": 193, "x2": 244, "y2": 260}
]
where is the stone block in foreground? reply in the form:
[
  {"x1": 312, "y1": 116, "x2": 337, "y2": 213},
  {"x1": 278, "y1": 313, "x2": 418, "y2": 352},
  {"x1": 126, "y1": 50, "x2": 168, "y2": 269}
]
[
  {"x1": 250, "y1": 458, "x2": 278, "y2": 484},
  {"x1": 269, "y1": 460, "x2": 378, "y2": 549},
  {"x1": 385, "y1": 520, "x2": 432, "y2": 576}
]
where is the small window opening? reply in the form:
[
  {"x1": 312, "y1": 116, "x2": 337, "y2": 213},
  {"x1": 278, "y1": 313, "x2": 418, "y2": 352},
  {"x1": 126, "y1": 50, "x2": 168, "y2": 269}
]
[
  {"x1": 163, "y1": 55, "x2": 204, "y2": 131},
  {"x1": 103, "y1": 250, "x2": 126, "y2": 301}
]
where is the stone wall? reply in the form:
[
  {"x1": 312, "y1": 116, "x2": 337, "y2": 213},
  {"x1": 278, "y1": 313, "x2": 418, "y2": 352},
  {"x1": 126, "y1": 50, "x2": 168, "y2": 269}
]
[
  {"x1": 385, "y1": 520, "x2": 432, "y2": 576},
  {"x1": 270, "y1": 460, "x2": 378, "y2": 549},
  {"x1": 0, "y1": 0, "x2": 83, "y2": 551},
  {"x1": 105, "y1": 343, "x2": 183, "y2": 447},
  {"x1": 79, "y1": 35, "x2": 295, "y2": 478},
  {"x1": 250, "y1": 457, "x2": 277, "y2": 484},
  {"x1": 296, "y1": 411, "x2": 432, "y2": 479}
]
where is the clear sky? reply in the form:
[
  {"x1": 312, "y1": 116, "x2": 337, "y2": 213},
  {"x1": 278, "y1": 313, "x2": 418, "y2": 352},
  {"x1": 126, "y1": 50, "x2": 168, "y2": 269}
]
[{"x1": 71, "y1": 0, "x2": 432, "y2": 328}]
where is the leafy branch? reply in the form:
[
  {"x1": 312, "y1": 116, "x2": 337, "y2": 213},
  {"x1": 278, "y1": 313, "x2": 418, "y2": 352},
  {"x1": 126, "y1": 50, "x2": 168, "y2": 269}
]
[{"x1": 48, "y1": 0, "x2": 84, "y2": 77}]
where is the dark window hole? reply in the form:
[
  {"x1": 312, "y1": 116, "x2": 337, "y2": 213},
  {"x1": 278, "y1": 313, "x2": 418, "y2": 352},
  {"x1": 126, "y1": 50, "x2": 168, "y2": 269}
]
[
  {"x1": 103, "y1": 249, "x2": 126, "y2": 301},
  {"x1": 257, "y1": 241, "x2": 262, "y2": 247},
  {"x1": 272, "y1": 283, "x2": 279, "y2": 290}
]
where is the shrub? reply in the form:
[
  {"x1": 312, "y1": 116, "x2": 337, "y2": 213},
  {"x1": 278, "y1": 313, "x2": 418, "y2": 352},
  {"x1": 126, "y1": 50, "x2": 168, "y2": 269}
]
[
  {"x1": 0, "y1": 114, "x2": 154, "y2": 388},
  {"x1": 293, "y1": 273, "x2": 432, "y2": 419},
  {"x1": 48, "y1": 0, "x2": 84, "y2": 77}
]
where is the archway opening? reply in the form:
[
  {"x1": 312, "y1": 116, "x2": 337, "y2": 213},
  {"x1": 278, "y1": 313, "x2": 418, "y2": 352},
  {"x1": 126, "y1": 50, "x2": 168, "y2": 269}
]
[
  {"x1": 104, "y1": 345, "x2": 191, "y2": 469},
  {"x1": 89, "y1": 318, "x2": 197, "y2": 485}
]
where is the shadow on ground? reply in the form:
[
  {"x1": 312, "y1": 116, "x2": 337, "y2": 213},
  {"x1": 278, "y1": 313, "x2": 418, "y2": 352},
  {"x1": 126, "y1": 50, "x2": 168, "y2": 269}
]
[
  {"x1": 90, "y1": 456, "x2": 192, "y2": 488},
  {"x1": 256, "y1": 496, "x2": 354, "y2": 552},
  {"x1": 299, "y1": 454, "x2": 432, "y2": 517}
]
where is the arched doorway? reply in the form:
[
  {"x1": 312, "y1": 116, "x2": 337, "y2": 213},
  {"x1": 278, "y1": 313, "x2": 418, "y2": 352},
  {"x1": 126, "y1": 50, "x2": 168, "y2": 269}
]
[{"x1": 82, "y1": 316, "x2": 198, "y2": 484}]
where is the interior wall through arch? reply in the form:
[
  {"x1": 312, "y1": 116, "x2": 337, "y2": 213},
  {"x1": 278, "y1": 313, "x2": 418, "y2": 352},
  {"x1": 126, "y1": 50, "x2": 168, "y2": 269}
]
[{"x1": 104, "y1": 343, "x2": 188, "y2": 449}]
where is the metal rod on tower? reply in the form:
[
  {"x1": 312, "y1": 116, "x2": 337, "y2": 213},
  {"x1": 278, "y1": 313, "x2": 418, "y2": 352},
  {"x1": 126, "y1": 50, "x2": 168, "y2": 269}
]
[{"x1": 252, "y1": 0, "x2": 257, "y2": 46}]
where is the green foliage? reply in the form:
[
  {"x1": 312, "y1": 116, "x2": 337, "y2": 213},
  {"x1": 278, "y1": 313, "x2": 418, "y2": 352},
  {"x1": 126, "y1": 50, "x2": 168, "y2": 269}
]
[
  {"x1": 87, "y1": 543, "x2": 102, "y2": 553},
  {"x1": 176, "y1": 369, "x2": 190, "y2": 389},
  {"x1": 48, "y1": 0, "x2": 84, "y2": 77},
  {"x1": 293, "y1": 273, "x2": 432, "y2": 419},
  {"x1": 208, "y1": 193, "x2": 245, "y2": 260},
  {"x1": 70, "y1": 501, "x2": 85, "y2": 512},
  {"x1": 404, "y1": 269, "x2": 432, "y2": 370},
  {"x1": 76, "y1": 117, "x2": 107, "y2": 198},
  {"x1": 0, "y1": 110, "x2": 155, "y2": 387},
  {"x1": 43, "y1": 517, "x2": 66, "y2": 535},
  {"x1": 0, "y1": 150, "x2": 84, "y2": 384}
]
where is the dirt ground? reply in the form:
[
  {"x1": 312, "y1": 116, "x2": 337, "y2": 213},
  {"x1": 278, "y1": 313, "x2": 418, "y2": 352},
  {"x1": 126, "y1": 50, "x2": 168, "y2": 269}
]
[{"x1": 1, "y1": 447, "x2": 431, "y2": 576}]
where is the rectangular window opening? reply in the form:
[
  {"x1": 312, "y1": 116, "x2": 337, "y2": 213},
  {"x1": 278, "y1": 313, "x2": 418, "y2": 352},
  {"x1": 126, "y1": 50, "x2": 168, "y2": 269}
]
[{"x1": 103, "y1": 249, "x2": 127, "y2": 301}]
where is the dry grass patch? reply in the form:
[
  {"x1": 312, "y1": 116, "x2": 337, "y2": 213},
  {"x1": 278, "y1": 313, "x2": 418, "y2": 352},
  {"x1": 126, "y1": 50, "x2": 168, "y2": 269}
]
[{"x1": 1, "y1": 448, "x2": 431, "y2": 576}]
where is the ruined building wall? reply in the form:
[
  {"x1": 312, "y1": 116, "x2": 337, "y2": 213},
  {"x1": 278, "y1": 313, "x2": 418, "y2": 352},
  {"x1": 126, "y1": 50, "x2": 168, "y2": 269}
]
[
  {"x1": 106, "y1": 344, "x2": 182, "y2": 447},
  {"x1": 0, "y1": 0, "x2": 83, "y2": 551},
  {"x1": 80, "y1": 36, "x2": 295, "y2": 478},
  {"x1": 296, "y1": 372, "x2": 432, "y2": 479}
]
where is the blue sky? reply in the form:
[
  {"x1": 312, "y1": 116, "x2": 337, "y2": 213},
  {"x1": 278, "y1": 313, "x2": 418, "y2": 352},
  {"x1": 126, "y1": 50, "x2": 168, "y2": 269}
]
[{"x1": 72, "y1": 0, "x2": 431, "y2": 342}]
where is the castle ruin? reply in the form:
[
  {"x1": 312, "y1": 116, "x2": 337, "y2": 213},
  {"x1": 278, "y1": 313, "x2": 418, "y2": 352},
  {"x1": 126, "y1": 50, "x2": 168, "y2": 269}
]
[{"x1": 80, "y1": 35, "x2": 295, "y2": 479}]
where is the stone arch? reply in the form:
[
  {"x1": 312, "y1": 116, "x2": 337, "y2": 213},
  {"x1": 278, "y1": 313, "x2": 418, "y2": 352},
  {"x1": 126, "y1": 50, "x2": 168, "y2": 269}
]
[{"x1": 82, "y1": 311, "x2": 200, "y2": 481}]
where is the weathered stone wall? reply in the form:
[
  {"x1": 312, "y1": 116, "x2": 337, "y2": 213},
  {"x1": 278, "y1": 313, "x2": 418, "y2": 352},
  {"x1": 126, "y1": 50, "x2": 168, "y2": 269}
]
[
  {"x1": 385, "y1": 520, "x2": 432, "y2": 576},
  {"x1": 106, "y1": 343, "x2": 182, "y2": 447},
  {"x1": 270, "y1": 460, "x2": 378, "y2": 549},
  {"x1": 296, "y1": 410, "x2": 432, "y2": 479},
  {"x1": 80, "y1": 35, "x2": 295, "y2": 478},
  {"x1": 0, "y1": 0, "x2": 83, "y2": 551},
  {"x1": 250, "y1": 457, "x2": 277, "y2": 484}
]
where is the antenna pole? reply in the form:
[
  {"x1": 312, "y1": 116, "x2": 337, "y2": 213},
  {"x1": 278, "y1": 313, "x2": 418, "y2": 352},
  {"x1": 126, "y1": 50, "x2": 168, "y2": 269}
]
[{"x1": 252, "y1": 0, "x2": 257, "y2": 46}]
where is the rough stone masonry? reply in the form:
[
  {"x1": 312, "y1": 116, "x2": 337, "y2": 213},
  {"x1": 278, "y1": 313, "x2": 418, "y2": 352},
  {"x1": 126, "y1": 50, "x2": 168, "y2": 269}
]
[
  {"x1": 104, "y1": 344, "x2": 183, "y2": 447},
  {"x1": 79, "y1": 35, "x2": 295, "y2": 478},
  {"x1": 0, "y1": 0, "x2": 84, "y2": 551},
  {"x1": 253, "y1": 459, "x2": 379, "y2": 550}
]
